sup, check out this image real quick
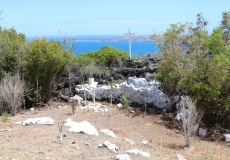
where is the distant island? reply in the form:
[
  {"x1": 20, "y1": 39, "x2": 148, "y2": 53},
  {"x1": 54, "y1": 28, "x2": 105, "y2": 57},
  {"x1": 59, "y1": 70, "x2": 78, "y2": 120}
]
[
  {"x1": 26, "y1": 35, "x2": 153, "y2": 42},
  {"x1": 101, "y1": 35, "x2": 153, "y2": 42}
]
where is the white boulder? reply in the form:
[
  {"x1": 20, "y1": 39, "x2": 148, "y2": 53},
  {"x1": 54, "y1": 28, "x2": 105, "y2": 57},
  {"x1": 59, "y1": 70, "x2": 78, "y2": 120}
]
[
  {"x1": 119, "y1": 77, "x2": 171, "y2": 108},
  {"x1": 99, "y1": 141, "x2": 119, "y2": 153},
  {"x1": 69, "y1": 95, "x2": 83, "y2": 103},
  {"x1": 117, "y1": 103, "x2": 123, "y2": 108},
  {"x1": 224, "y1": 134, "x2": 230, "y2": 142},
  {"x1": 198, "y1": 128, "x2": 207, "y2": 137},
  {"x1": 64, "y1": 120, "x2": 99, "y2": 136}
]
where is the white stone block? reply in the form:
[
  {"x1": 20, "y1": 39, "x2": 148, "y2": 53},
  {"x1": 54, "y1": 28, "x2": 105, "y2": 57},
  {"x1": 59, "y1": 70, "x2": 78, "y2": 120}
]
[
  {"x1": 198, "y1": 128, "x2": 207, "y2": 137},
  {"x1": 99, "y1": 141, "x2": 119, "y2": 153},
  {"x1": 224, "y1": 134, "x2": 230, "y2": 142},
  {"x1": 65, "y1": 120, "x2": 99, "y2": 136}
]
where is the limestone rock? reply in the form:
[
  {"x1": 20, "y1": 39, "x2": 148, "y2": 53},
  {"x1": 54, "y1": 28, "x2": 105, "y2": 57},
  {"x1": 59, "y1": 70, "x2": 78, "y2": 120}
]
[
  {"x1": 22, "y1": 117, "x2": 54, "y2": 126},
  {"x1": 64, "y1": 120, "x2": 99, "y2": 136},
  {"x1": 75, "y1": 77, "x2": 172, "y2": 109},
  {"x1": 99, "y1": 141, "x2": 119, "y2": 153}
]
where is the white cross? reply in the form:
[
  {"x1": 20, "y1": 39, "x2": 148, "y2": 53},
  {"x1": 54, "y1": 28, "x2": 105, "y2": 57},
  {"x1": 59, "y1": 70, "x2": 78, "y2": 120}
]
[{"x1": 124, "y1": 29, "x2": 135, "y2": 59}]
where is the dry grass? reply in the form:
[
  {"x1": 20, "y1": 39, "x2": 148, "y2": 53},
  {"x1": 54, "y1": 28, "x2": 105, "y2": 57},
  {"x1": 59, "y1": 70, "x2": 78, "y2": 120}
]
[
  {"x1": 0, "y1": 74, "x2": 24, "y2": 116},
  {"x1": 177, "y1": 97, "x2": 203, "y2": 148}
]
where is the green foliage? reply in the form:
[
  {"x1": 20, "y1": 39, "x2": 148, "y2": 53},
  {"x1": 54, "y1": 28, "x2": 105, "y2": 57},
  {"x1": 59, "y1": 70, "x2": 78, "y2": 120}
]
[
  {"x1": 120, "y1": 96, "x2": 130, "y2": 107},
  {"x1": 23, "y1": 38, "x2": 73, "y2": 102},
  {"x1": 77, "y1": 46, "x2": 128, "y2": 68},
  {"x1": 1, "y1": 111, "x2": 9, "y2": 123},
  {"x1": 74, "y1": 46, "x2": 128, "y2": 83},
  {"x1": 0, "y1": 27, "x2": 26, "y2": 77},
  {"x1": 221, "y1": 11, "x2": 230, "y2": 45},
  {"x1": 153, "y1": 12, "x2": 230, "y2": 126}
]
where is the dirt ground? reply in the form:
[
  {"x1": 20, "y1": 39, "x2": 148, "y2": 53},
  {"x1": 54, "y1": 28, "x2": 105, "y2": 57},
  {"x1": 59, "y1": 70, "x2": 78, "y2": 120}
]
[{"x1": 0, "y1": 101, "x2": 229, "y2": 160}]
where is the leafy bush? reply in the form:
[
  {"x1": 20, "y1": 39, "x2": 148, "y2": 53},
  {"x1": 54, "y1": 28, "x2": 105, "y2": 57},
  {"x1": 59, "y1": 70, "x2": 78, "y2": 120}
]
[
  {"x1": 77, "y1": 46, "x2": 128, "y2": 68},
  {"x1": 153, "y1": 12, "x2": 230, "y2": 127},
  {"x1": 74, "y1": 46, "x2": 128, "y2": 83},
  {"x1": 0, "y1": 27, "x2": 26, "y2": 77},
  {"x1": 75, "y1": 54, "x2": 98, "y2": 82},
  {"x1": 23, "y1": 38, "x2": 73, "y2": 103}
]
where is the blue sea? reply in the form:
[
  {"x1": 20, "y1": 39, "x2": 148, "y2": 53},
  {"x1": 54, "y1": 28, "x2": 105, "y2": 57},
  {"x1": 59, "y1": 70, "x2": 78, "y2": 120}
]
[
  {"x1": 26, "y1": 35, "x2": 159, "y2": 57},
  {"x1": 72, "y1": 41, "x2": 159, "y2": 57}
]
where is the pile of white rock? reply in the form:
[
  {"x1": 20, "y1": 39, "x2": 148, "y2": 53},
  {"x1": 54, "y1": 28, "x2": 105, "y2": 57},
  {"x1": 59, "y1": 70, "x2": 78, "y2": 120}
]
[{"x1": 75, "y1": 77, "x2": 172, "y2": 109}]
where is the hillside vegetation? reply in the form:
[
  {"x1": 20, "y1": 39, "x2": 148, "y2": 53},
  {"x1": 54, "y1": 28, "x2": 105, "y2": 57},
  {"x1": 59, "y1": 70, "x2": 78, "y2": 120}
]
[
  {"x1": 0, "y1": 12, "x2": 230, "y2": 130},
  {"x1": 152, "y1": 12, "x2": 230, "y2": 128}
]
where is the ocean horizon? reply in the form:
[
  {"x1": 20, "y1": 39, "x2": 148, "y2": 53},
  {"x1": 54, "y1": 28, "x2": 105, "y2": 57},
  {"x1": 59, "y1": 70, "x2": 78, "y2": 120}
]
[
  {"x1": 72, "y1": 41, "x2": 159, "y2": 57},
  {"x1": 26, "y1": 35, "x2": 159, "y2": 57}
]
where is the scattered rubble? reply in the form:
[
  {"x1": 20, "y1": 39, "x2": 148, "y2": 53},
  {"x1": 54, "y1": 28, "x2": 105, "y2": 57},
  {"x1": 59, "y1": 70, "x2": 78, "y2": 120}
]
[{"x1": 77, "y1": 103, "x2": 108, "y2": 112}]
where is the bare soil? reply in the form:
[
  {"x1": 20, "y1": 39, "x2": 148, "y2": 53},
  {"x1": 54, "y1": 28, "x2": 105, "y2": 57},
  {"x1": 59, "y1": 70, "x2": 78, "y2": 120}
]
[{"x1": 0, "y1": 101, "x2": 229, "y2": 160}]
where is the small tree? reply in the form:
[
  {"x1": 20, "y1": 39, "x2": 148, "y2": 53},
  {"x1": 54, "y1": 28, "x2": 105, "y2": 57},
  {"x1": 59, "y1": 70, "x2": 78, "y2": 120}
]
[
  {"x1": 0, "y1": 74, "x2": 24, "y2": 116},
  {"x1": 153, "y1": 13, "x2": 230, "y2": 127},
  {"x1": 23, "y1": 38, "x2": 73, "y2": 103},
  {"x1": 177, "y1": 97, "x2": 203, "y2": 148}
]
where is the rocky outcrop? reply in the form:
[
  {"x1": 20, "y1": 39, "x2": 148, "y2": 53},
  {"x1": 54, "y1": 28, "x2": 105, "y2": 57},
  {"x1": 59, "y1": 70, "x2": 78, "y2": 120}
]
[
  {"x1": 119, "y1": 77, "x2": 171, "y2": 108},
  {"x1": 110, "y1": 58, "x2": 159, "y2": 82},
  {"x1": 75, "y1": 77, "x2": 175, "y2": 109},
  {"x1": 56, "y1": 58, "x2": 160, "y2": 98}
]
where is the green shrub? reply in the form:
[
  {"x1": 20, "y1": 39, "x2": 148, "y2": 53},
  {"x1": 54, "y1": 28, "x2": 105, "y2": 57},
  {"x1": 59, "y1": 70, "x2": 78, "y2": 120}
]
[
  {"x1": 120, "y1": 96, "x2": 130, "y2": 107},
  {"x1": 0, "y1": 27, "x2": 26, "y2": 77},
  {"x1": 77, "y1": 46, "x2": 128, "y2": 68},
  {"x1": 153, "y1": 12, "x2": 230, "y2": 127},
  {"x1": 1, "y1": 111, "x2": 9, "y2": 122},
  {"x1": 23, "y1": 38, "x2": 73, "y2": 102}
]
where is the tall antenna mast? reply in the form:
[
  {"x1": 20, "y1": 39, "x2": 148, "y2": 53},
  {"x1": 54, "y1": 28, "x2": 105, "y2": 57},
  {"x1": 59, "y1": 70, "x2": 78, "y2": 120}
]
[{"x1": 124, "y1": 29, "x2": 135, "y2": 59}]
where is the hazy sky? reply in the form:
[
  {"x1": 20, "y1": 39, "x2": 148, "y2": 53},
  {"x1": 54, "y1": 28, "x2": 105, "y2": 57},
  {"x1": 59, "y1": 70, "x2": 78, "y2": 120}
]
[{"x1": 1, "y1": 0, "x2": 229, "y2": 36}]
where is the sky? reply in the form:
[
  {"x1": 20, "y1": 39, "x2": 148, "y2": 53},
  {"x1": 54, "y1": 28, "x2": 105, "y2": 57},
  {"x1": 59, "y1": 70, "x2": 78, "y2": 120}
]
[{"x1": 0, "y1": 0, "x2": 229, "y2": 37}]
